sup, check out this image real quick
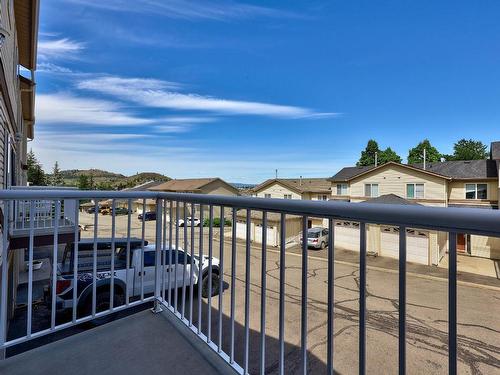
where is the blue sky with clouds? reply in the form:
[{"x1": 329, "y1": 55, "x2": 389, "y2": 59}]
[{"x1": 32, "y1": 0, "x2": 500, "y2": 183}]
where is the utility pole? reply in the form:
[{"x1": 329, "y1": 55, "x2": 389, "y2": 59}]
[
  {"x1": 275, "y1": 169, "x2": 278, "y2": 179},
  {"x1": 374, "y1": 152, "x2": 378, "y2": 167},
  {"x1": 423, "y1": 148, "x2": 427, "y2": 170}
]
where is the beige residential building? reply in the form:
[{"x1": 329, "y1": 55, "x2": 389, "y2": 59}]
[
  {"x1": 0, "y1": 0, "x2": 40, "y2": 324},
  {"x1": 147, "y1": 178, "x2": 240, "y2": 218},
  {"x1": 236, "y1": 178, "x2": 331, "y2": 246},
  {"x1": 329, "y1": 141, "x2": 500, "y2": 264}
]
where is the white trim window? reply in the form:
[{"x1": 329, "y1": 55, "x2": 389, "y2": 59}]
[
  {"x1": 406, "y1": 183, "x2": 424, "y2": 199},
  {"x1": 264, "y1": 193, "x2": 271, "y2": 198},
  {"x1": 317, "y1": 195, "x2": 328, "y2": 201},
  {"x1": 364, "y1": 183, "x2": 379, "y2": 197},
  {"x1": 336, "y1": 183, "x2": 348, "y2": 196},
  {"x1": 284, "y1": 194, "x2": 292, "y2": 199},
  {"x1": 465, "y1": 183, "x2": 487, "y2": 199}
]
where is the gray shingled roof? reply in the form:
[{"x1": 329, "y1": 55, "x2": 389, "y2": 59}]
[
  {"x1": 491, "y1": 142, "x2": 500, "y2": 160},
  {"x1": 411, "y1": 160, "x2": 498, "y2": 179},
  {"x1": 328, "y1": 166, "x2": 375, "y2": 182},
  {"x1": 330, "y1": 160, "x2": 499, "y2": 181},
  {"x1": 364, "y1": 194, "x2": 420, "y2": 205}
]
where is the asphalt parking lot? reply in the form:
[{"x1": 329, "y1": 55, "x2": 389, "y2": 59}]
[{"x1": 74, "y1": 212, "x2": 500, "y2": 374}]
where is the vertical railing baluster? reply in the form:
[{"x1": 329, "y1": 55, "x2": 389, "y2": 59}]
[
  {"x1": 110, "y1": 199, "x2": 116, "y2": 311},
  {"x1": 301, "y1": 216, "x2": 308, "y2": 375},
  {"x1": 197, "y1": 204, "x2": 204, "y2": 334},
  {"x1": 168, "y1": 201, "x2": 173, "y2": 307},
  {"x1": 27, "y1": 201, "x2": 35, "y2": 337},
  {"x1": 207, "y1": 205, "x2": 214, "y2": 342},
  {"x1": 244, "y1": 208, "x2": 251, "y2": 375},
  {"x1": 327, "y1": 218, "x2": 335, "y2": 375},
  {"x1": 218, "y1": 206, "x2": 225, "y2": 352},
  {"x1": 51, "y1": 200, "x2": 61, "y2": 329},
  {"x1": 359, "y1": 222, "x2": 367, "y2": 375},
  {"x1": 182, "y1": 203, "x2": 188, "y2": 318},
  {"x1": 279, "y1": 213, "x2": 286, "y2": 375},
  {"x1": 260, "y1": 211, "x2": 267, "y2": 375},
  {"x1": 1, "y1": 201, "x2": 11, "y2": 357},
  {"x1": 140, "y1": 199, "x2": 146, "y2": 301},
  {"x1": 153, "y1": 198, "x2": 163, "y2": 312},
  {"x1": 399, "y1": 226, "x2": 407, "y2": 375},
  {"x1": 174, "y1": 202, "x2": 180, "y2": 313},
  {"x1": 189, "y1": 202, "x2": 195, "y2": 326},
  {"x1": 162, "y1": 199, "x2": 167, "y2": 303},
  {"x1": 125, "y1": 198, "x2": 131, "y2": 306},
  {"x1": 72, "y1": 200, "x2": 79, "y2": 323},
  {"x1": 92, "y1": 201, "x2": 98, "y2": 317},
  {"x1": 449, "y1": 232, "x2": 457, "y2": 375},
  {"x1": 230, "y1": 207, "x2": 237, "y2": 364}
]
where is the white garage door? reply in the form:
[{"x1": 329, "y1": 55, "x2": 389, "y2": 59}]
[
  {"x1": 381, "y1": 227, "x2": 429, "y2": 265},
  {"x1": 334, "y1": 222, "x2": 360, "y2": 251},
  {"x1": 236, "y1": 222, "x2": 249, "y2": 241},
  {"x1": 255, "y1": 224, "x2": 278, "y2": 247}
]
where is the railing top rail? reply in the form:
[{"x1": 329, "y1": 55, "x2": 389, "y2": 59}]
[{"x1": 0, "y1": 189, "x2": 499, "y2": 236}]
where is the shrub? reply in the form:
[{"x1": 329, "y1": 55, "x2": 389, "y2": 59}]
[{"x1": 203, "y1": 217, "x2": 232, "y2": 227}]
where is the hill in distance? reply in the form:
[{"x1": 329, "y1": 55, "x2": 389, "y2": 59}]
[{"x1": 48, "y1": 169, "x2": 170, "y2": 190}]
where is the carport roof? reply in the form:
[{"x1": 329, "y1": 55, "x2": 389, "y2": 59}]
[{"x1": 364, "y1": 194, "x2": 420, "y2": 206}]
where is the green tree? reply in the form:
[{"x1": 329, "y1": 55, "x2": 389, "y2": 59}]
[
  {"x1": 378, "y1": 147, "x2": 402, "y2": 164},
  {"x1": 27, "y1": 150, "x2": 47, "y2": 186},
  {"x1": 407, "y1": 139, "x2": 441, "y2": 164},
  {"x1": 77, "y1": 175, "x2": 91, "y2": 190},
  {"x1": 444, "y1": 139, "x2": 488, "y2": 161},
  {"x1": 357, "y1": 139, "x2": 380, "y2": 166},
  {"x1": 51, "y1": 161, "x2": 65, "y2": 186}
]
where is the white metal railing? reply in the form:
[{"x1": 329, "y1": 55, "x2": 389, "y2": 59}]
[
  {"x1": 10, "y1": 187, "x2": 77, "y2": 232},
  {"x1": 0, "y1": 189, "x2": 499, "y2": 374}
]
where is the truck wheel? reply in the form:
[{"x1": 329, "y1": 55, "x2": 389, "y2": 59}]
[
  {"x1": 83, "y1": 291, "x2": 125, "y2": 326},
  {"x1": 201, "y1": 273, "x2": 220, "y2": 298}
]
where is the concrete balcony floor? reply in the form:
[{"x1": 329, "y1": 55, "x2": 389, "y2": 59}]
[{"x1": 0, "y1": 309, "x2": 234, "y2": 375}]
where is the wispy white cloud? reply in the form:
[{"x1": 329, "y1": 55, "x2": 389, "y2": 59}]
[
  {"x1": 62, "y1": 0, "x2": 297, "y2": 21},
  {"x1": 36, "y1": 93, "x2": 154, "y2": 126},
  {"x1": 38, "y1": 62, "x2": 75, "y2": 74},
  {"x1": 77, "y1": 76, "x2": 337, "y2": 119},
  {"x1": 38, "y1": 38, "x2": 85, "y2": 60}
]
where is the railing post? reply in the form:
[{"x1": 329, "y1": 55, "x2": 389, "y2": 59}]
[
  {"x1": 0, "y1": 201, "x2": 10, "y2": 360},
  {"x1": 152, "y1": 198, "x2": 163, "y2": 314},
  {"x1": 448, "y1": 232, "x2": 457, "y2": 375}
]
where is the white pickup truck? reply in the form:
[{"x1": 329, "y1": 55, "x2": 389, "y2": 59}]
[{"x1": 46, "y1": 238, "x2": 220, "y2": 321}]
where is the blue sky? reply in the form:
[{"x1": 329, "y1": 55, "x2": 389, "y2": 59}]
[{"x1": 32, "y1": 0, "x2": 500, "y2": 183}]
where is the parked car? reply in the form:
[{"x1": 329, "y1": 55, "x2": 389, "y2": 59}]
[
  {"x1": 178, "y1": 217, "x2": 201, "y2": 227},
  {"x1": 100, "y1": 207, "x2": 111, "y2": 215},
  {"x1": 45, "y1": 238, "x2": 221, "y2": 324},
  {"x1": 301, "y1": 227, "x2": 329, "y2": 249},
  {"x1": 138, "y1": 211, "x2": 156, "y2": 221},
  {"x1": 113, "y1": 207, "x2": 130, "y2": 215},
  {"x1": 86, "y1": 206, "x2": 97, "y2": 214}
]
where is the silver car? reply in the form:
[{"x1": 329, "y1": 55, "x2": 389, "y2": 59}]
[{"x1": 304, "y1": 227, "x2": 329, "y2": 249}]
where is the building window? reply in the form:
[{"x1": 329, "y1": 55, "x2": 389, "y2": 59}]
[
  {"x1": 264, "y1": 193, "x2": 271, "y2": 198},
  {"x1": 465, "y1": 183, "x2": 487, "y2": 199},
  {"x1": 318, "y1": 195, "x2": 328, "y2": 201},
  {"x1": 406, "y1": 183, "x2": 424, "y2": 199},
  {"x1": 364, "y1": 183, "x2": 379, "y2": 197},
  {"x1": 284, "y1": 194, "x2": 292, "y2": 199},
  {"x1": 336, "y1": 183, "x2": 348, "y2": 196}
]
